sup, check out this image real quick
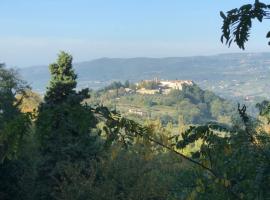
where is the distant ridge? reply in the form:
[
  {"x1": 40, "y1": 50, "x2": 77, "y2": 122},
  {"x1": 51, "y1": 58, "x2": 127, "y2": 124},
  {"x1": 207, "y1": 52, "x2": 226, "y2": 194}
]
[{"x1": 20, "y1": 52, "x2": 270, "y2": 99}]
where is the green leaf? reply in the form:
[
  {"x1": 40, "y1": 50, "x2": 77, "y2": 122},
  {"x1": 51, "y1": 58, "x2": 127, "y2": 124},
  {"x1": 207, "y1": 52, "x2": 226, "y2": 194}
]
[
  {"x1": 220, "y1": 11, "x2": 226, "y2": 20},
  {"x1": 266, "y1": 31, "x2": 270, "y2": 38}
]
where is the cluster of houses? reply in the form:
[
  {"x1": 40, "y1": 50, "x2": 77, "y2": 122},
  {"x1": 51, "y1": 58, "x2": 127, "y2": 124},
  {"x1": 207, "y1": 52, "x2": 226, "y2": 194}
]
[
  {"x1": 136, "y1": 79, "x2": 194, "y2": 95},
  {"x1": 107, "y1": 79, "x2": 194, "y2": 95},
  {"x1": 107, "y1": 79, "x2": 194, "y2": 116},
  {"x1": 126, "y1": 79, "x2": 194, "y2": 116}
]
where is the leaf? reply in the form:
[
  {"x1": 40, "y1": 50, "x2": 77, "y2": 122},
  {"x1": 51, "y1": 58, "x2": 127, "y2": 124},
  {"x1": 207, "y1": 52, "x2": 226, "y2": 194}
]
[
  {"x1": 221, "y1": 35, "x2": 224, "y2": 43},
  {"x1": 240, "y1": 4, "x2": 252, "y2": 11},
  {"x1": 257, "y1": 14, "x2": 264, "y2": 22},
  {"x1": 228, "y1": 39, "x2": 233, "y2": 47},
  {"x1": 220, "y1": 11, "x2": 226, "y2": 20},
  {"x1": 266, "y1": 31, "x2": 270, "y2": 38}
]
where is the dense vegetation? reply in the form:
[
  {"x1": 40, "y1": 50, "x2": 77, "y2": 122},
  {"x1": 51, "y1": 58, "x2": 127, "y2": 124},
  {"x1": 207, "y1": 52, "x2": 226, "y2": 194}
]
[
  {"x1": 88, "y1": 81, "x2": 235, "y2": 126},
  {"x1": 1, "y1": 1, "x2": 270, "y2": 199},
  {"x1": 0, "y1": 51, "x2": 270, "y2": 200}
]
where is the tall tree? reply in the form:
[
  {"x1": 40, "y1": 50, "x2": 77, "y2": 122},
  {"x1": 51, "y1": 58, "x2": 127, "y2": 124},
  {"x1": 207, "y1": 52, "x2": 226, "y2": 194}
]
[
  {"x1": 44, "y1": 52, "x2": 77, "y2": 105},
  {"x1": 35, "y1": 52, "x2": 101, "y2": 200}
]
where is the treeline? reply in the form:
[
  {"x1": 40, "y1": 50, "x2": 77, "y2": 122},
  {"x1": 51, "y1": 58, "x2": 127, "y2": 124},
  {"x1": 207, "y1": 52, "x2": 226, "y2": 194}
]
[
  {"x1": 98, "y1": 80, "x2": 138, "y2": 92},
  {"x1": 1, "y1": 52, "x2": 270, "y2": 200}
]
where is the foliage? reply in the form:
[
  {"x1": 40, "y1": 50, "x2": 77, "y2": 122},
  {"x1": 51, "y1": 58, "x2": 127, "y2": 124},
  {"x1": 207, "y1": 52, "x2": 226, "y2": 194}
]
[
  {"x1": 221, "y1": 0, "x2": 270, "y2": 49},
  {"x1": 0, "y1": 64, "x2": 31, "y2": 199},
  {"x1": 35, "y1": 52, "x2": 102, "y2": 199},
  {"x1": 174, "y1": 105, "x2": 270, "y2": 199},
  {"x1": 56, "y1": 123, "x2": 186, "y2": 200},
  {"x1": 219, "y1": 2, "x2": 270, "y2": 196},
  {"x1": 0, "y1": 64, "x2": 31, "y2": 161},
  {"x1": 102, "y1": 81, "x2": 125, "y2": 91},
  {"x1": 17, "y1": 90, "x2": 42, "y2": 113},
  {"x1": 95, "y1": 102, "x2": 270, "y2": 199},
  {"x1": 99, "y1": 80, "x2": 134, "y2": 93},
  {"x1": 2, "y1": 0, "x2": 270, "y2": 198},
  {"x1": 2, "y1": 51, "x2": 270, "y2": 199},
  {"x1": 89, "y1": 84, "x2": 235, "y2": 125},
  {"x1": 137, "y1": 80, "x2": 160, "y2": 90}
]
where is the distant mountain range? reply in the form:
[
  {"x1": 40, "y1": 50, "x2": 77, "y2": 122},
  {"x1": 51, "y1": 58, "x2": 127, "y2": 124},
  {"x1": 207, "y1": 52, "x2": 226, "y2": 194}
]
[{"x1": 19, "y1": 52, "x2": 270, "y2": 101}]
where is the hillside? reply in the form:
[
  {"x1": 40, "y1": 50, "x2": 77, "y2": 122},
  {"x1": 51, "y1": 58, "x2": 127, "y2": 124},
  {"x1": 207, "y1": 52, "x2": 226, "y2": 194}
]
[
  {"x1": 87, "y1": 83, "x2": 236, "y2": 133},
  {"x1": 20, "y1": 53, "x2": 270, "y2": 103}
]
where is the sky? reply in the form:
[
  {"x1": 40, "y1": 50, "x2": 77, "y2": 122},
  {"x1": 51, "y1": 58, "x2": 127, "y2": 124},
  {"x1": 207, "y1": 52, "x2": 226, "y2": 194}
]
[{"x1": 0, "y1": 0, "x2": 270, "y2": 67}]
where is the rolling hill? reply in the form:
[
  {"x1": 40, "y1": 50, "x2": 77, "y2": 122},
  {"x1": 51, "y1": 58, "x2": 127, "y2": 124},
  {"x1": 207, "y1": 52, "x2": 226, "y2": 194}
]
[{"x1": 20, "y1": 53, "x2": 270, "y2": 102}]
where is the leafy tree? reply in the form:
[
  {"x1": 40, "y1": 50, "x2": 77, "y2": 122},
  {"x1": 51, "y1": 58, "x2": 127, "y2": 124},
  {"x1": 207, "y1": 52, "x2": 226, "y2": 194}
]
[
  {"x1": 56, "y1": 113, "x2": 193, "y2": 200},
  {"x1": 18, "y1": 90, "x2": 42, "y2": 113},
  {"x1": 174, "y1": 105, "x2": 270, "y2": 199},
  {"x1": 102, "y1": 81, "x2": 124, "y2": 91},
  {"x1": 137, "y1": 80, "x2": 160, "y2": 90},
  {"x1": 124, "y1": 80, "x2": 130, "y2": 88},
  {"x1": 0, "y1": 64, "x2": 32, "y2": 161},
  {"x1": 102, "y1": 102, "x2": 270, "y2": 199},
  {"x1": 0, "y1": 64, "x2": 31, "y2": 200}
]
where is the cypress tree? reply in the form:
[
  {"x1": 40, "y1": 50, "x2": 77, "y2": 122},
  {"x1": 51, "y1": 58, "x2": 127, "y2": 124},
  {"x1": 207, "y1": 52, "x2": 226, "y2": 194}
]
[{"x1": 35, "y1": 52, "x2": 100, "y2": 200}]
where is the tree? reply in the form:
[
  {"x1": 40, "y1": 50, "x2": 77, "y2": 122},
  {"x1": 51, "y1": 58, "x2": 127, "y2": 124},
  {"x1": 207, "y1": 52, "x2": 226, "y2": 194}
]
[
  {"x1": 35, "y1": 52, "x2": 101, "y2": 200},
  {"x1": 174, "y1": 105, "x2": 270, "y2": 199},
  {"x1": 56, "y1": 126, "x2": 185, "y2": 200},
  {"x1": 0, "y1": 64, "x2": 30, "y2": 161},
  {"x1": 43, "y1": 52, "x2": 77, "y2": 105},
  {"x1": 0, "y1": 64, "x2": 31, "y2": 200},
  {"x1": 124, "y1": 80, "x2": 130, "y2": 88}
]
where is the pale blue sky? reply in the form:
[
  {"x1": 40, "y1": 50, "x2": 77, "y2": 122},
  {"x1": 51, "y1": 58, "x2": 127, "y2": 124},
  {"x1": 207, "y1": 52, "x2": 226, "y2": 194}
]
[{"x1": 0, "y1": 0, "x2": 269, "y2": 67}]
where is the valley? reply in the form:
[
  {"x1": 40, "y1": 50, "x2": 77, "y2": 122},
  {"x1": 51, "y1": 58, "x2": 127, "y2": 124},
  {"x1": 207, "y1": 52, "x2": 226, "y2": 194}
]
[{"x1": 20, "y1": 53, "x2": 270, "y2": 105}]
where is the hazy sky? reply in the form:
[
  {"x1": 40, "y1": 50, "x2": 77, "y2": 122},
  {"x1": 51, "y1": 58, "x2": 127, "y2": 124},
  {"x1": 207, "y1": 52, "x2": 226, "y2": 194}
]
[{"x1": 1, "y1": 0, "x2": 270, "y2": 67}]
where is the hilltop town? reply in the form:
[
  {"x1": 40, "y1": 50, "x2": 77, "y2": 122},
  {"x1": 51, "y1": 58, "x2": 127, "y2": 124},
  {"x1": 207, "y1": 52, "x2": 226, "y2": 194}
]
[{"x1": 135, "y1": 79, "x2": 194, "y2": 95}]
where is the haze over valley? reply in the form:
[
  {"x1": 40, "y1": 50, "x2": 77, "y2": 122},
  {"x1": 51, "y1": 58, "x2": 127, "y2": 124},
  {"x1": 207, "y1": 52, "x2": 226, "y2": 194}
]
[{"x1": 21, "y1": 52, "x2": 270, "y2": 104}]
